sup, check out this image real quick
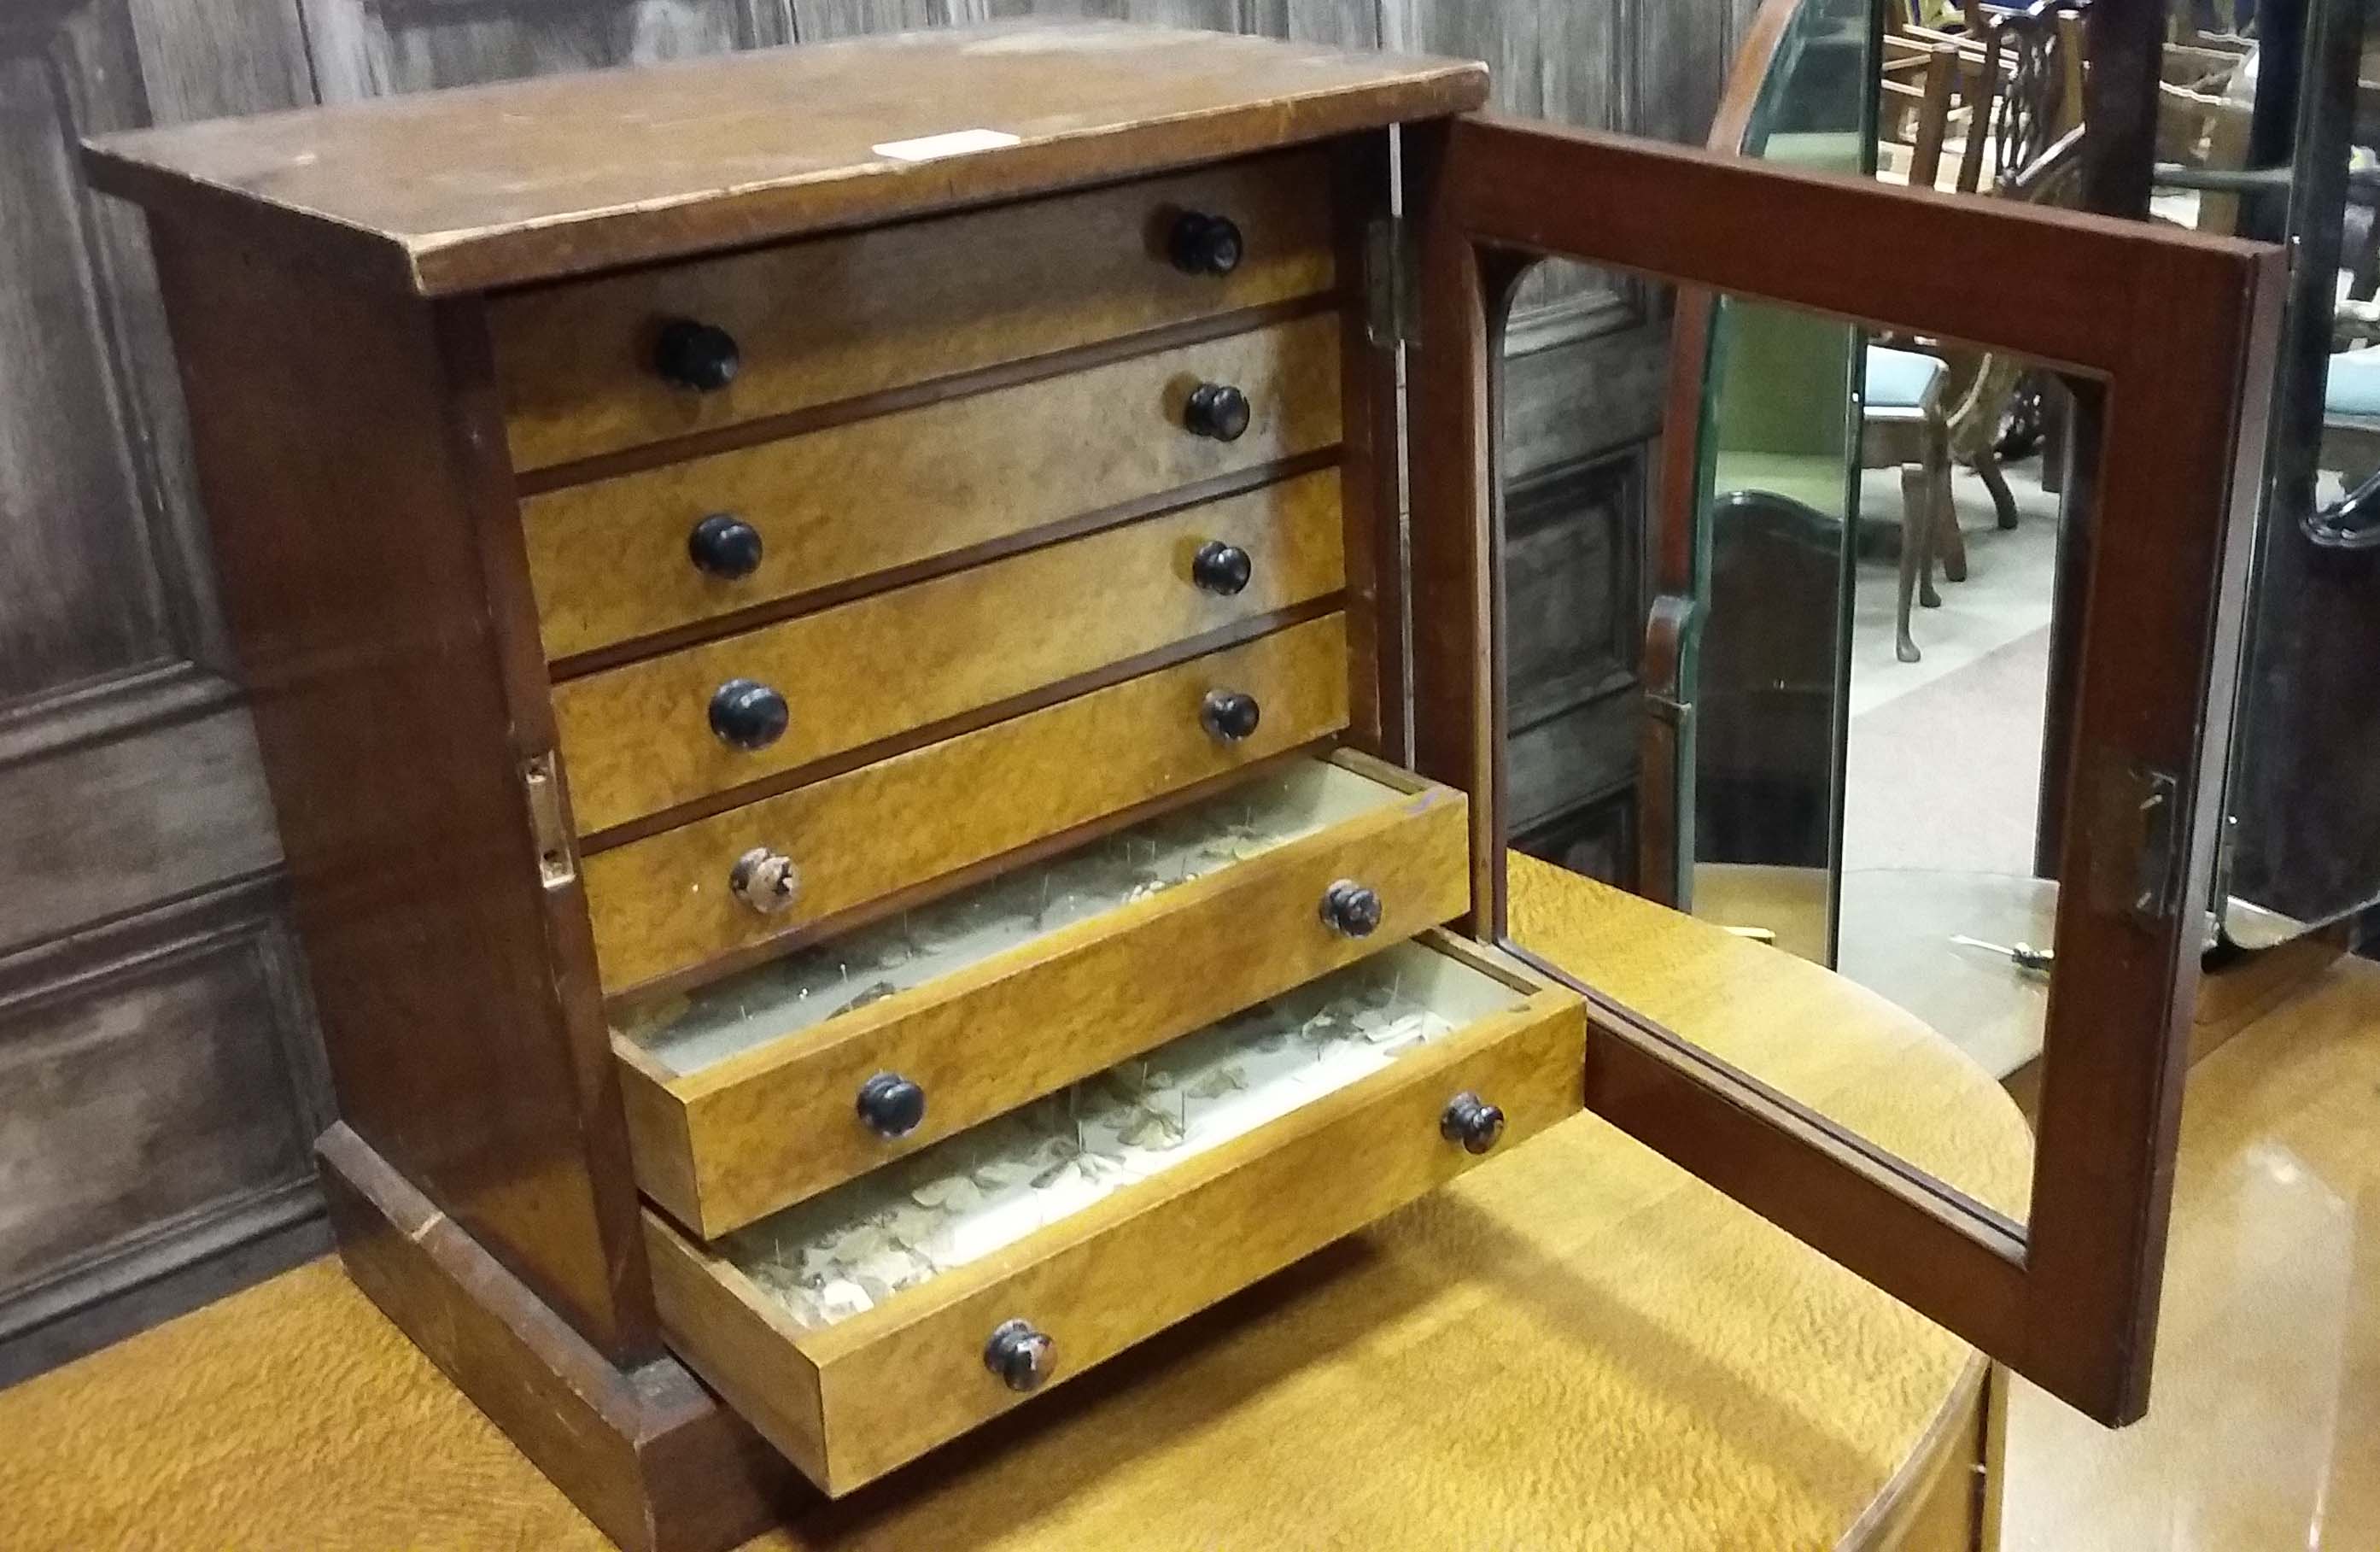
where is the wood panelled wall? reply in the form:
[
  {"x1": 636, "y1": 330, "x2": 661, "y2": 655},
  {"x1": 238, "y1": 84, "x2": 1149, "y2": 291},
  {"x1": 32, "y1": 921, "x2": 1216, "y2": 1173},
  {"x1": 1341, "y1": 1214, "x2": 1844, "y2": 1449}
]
[{"x1": 0, "y1": 0, "x2": 1760, "y2": 1379}]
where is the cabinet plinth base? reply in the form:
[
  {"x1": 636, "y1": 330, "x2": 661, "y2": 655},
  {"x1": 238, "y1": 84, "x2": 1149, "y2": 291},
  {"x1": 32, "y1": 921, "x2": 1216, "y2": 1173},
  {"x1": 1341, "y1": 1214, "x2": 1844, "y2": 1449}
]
[{"x1": 317, "y1": 1123, "x2": 792, "y2": 1552}]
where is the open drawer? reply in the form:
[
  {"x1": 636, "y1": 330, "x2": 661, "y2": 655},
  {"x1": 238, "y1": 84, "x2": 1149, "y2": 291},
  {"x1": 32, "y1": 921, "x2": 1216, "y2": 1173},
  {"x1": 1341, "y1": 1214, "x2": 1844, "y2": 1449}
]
[
  {"x1": 613, "y1": 749, "x2": 1470, "y2": 1237},
  {"x1": 643, "y1": 931, "x2": 1583, "y2": 1495}
]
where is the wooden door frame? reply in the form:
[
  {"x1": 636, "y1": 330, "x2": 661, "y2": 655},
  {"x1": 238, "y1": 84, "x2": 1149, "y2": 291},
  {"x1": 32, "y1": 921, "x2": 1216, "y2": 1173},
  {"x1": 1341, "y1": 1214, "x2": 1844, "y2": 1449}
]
[{"x1": 1407, "y1": 111, "x2": 2283, "y2": 1424}]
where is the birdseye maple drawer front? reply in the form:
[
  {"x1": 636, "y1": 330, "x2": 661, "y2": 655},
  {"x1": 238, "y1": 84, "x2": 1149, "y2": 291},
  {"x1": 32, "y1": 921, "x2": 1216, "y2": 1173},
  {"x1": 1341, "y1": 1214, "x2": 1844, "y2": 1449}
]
[
  {"x1": 580, "y1": 614, "x2": 1350, "y2": 994},
  {"x1": 613, "y1": 751, "x2": 1470, "y2": 1237},
  {"x1": 554, "y1": 468, "x2": 1343, "y2": 835},
  {"x1": 493, "y1": 149, "x2": 1336, "y2": 471},
  {"x1": 642, "y1": 933, "x2": 1585, "y2": 1496},
  {"x1": 523, "y1": 313, "x2": 1343, "y2": 663}
]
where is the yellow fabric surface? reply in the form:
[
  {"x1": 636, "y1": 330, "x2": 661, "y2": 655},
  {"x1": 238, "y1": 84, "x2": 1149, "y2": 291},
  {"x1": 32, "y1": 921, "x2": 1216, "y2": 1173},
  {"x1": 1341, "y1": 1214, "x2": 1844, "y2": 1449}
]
[{"x1": 0, "y1": 858, "x2": 2027, "y2": 1549}]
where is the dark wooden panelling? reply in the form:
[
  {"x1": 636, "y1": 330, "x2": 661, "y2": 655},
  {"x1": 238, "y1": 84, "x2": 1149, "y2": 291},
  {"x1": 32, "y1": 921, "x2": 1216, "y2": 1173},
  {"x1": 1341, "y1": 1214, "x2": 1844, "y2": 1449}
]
[
  {"x1": 1513, "y1": 789, "x2": 1635, "y2": 888},
  {"x1": 2, "y1": 0, "x2": 313, "y2": 726},
  {"x1": 0, "y1": 27, "x2": 173, "y2": 706},
  {"x1": 0, "y1": 705, "x2": 278, "y2": 956},
  {"x1": 1636, "y1": 0, "x2": 1764, "y2": 144},
  {"x1": 983, "y1": 1, "x2": 1242, "y2": 30},
  {"x1": 1502, "y1": 307, "x2": 1671, "y2": 479},
  {"x1": 1505, "y1": 453, "x2": 1651, "y2": 871},
  {"x1": 301, "y1": 0, "x2": 778, "y2": 102},
  {"x1": 0, "y1": 0, "x2": 319, "y2": 1376},
  {"x1": 0, "y1": 883, "x2": 329, "y2": 1376}
]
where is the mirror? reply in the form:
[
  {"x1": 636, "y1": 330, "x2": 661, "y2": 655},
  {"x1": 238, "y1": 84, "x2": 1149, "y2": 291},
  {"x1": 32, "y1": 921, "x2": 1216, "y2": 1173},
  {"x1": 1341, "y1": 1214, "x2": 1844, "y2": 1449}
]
[
  {"x1": 1666, "y1": 0, "x2": 2075, "y2": 1167},
  {"x1": 2222, "y1": 0, "x2": 2380, "y2": 946},
  {"x1": 1505, "y1": 279, "x2": 2073, "y2": 1219},
  {"x1": 1680, "y1": 0, "x2": 1874, "y2": 965}
]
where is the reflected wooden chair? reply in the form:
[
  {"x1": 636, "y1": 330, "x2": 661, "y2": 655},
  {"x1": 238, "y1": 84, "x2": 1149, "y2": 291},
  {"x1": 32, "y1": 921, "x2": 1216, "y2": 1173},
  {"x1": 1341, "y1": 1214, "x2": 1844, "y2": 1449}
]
[
  {"x1": 2155, "y1": 74, "x2": 2255, "y2": 235},
  {"x1": 1892, "y1": 0, "x2": 2086, "y2": 195},
  {"x1": 1862, "y1": 344, "x2": 1959, "y2": 663},
  {"x1": 1880, "y1": 37, "x2": 1960, "y2": 189}
]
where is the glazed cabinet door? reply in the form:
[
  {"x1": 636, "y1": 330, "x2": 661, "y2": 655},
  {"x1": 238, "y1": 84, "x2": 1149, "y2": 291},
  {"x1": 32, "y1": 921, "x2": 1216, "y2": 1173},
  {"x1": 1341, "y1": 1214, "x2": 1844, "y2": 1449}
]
[{"x1": 1406, "y1": 112, "x2": 2282, "y2": 1425}]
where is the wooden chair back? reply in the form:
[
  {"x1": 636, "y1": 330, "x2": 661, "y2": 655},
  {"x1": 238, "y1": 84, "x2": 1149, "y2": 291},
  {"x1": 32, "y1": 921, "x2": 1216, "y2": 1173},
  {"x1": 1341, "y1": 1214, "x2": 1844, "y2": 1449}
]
[
  {"x1": 1942, "y1": 123, "x2": 2089, "y2": 464},
  {"x1": 2155, "y1": 78, "x2": 2254, "y2": 235},
  {"x1": 1880, "y1": 38, "x2": 1960, "y2": 189}
]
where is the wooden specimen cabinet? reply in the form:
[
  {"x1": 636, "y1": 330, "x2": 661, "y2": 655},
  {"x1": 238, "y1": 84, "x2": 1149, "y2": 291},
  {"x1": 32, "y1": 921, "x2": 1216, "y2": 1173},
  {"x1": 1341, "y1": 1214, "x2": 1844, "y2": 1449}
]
[{"x1": 85, "y1": 21, "x2": 2280, "y2": 1551}]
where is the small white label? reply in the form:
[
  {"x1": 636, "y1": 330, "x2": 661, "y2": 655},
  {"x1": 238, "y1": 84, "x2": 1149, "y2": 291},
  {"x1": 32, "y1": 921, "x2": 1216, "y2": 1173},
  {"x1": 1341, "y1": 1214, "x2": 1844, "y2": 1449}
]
[{"x1": 871, "y1": 127, "x2": 1023, "y2": 162}]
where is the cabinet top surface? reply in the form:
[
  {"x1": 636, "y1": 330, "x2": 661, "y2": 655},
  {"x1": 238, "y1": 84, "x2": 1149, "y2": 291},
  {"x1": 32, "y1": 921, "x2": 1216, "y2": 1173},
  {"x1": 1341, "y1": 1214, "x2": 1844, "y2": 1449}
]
[{"x1": 82, "y1": 21, "x2": 1484, "y2": 296}]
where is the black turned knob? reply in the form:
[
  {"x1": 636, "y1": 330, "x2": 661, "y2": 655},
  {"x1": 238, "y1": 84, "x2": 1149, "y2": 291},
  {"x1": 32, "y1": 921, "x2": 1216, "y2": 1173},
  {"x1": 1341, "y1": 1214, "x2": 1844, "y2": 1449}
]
[
  {"x1": 1184, "y1": 382, "x2": 1251, "y2": 442},
  {"x1": 1167, "y1": 211, "x2": 1244, "y2": 277},
  {"x1": 1200, "y1": 688, "x2": 1260, "y2": 743},
  {"x1": 708, "y1": 678, "x2": 788, "y2": 751},
  {"x1": 856, "y1": 1072, "x2": 927, "y2": 1138},
  {"x1": 1441, "y1": 1092, "x2": 1506, "y2": 1156},
  {"x1": 653, "y1": 318, "x2": 740, "y2": 391},
  {"x1": 984, "y1": 1319, "x2": 1055, "y2": 1393},
  {"x1": 687, "y1": 513, "x2": 763, "y2": 579},
  {"x1": 1190, "y1": 540, "x2": 1253, "y2": 597},
  {"x1": 1319, "y1": 880, "x2": 1383, "y2": 939}
]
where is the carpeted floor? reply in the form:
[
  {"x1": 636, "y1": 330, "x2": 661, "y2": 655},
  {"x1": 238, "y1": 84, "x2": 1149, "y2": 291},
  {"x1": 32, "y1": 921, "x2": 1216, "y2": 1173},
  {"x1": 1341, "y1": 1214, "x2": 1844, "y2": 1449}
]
[
  {"x1": 1840, "y1": 623, "x2": 2049, "y2": 878},
  {"x1": 1832, "y1": 460, "x2": 2061, "y2": 1076}
]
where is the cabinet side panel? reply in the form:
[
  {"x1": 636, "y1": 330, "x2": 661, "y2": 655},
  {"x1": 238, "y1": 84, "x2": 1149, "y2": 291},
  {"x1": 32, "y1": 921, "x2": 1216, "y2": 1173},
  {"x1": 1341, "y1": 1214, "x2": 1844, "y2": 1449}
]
[{"x1": 146, "y1": 218, "x2": 654, "y2": 1358}]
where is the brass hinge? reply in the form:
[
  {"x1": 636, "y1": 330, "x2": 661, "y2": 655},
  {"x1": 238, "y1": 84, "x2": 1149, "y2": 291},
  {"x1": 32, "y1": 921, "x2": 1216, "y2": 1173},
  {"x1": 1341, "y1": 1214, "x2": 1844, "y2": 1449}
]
[
  {"x1": 1365, "y1": 214, "x2": 1417, "y2": 348},
  {"x1": 522, "y1": 753, "x2": 576, "y2": 889}
]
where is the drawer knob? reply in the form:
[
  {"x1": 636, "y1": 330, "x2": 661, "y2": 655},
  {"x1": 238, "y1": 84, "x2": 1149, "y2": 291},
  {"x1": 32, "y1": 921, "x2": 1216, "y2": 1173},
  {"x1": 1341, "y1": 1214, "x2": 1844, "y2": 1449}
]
[
  {"x1": 1183, "y1": 382, "x2": 1251, "y2": 442},
  {"x1": 1190, "y1": 540, "x2": 1253, "y2": 597},
  {"x1": 728, "y1": 847, "x2": 798, "y2": 914},
  {"x1": 688, "y1": 513, "x2": 763, "y2": 579},
  {"x1": 984, "y1": 1318, "x2": 1055, "y2": 1393},
  {"x1": 708, "y1": 678, "x2": 788, "y2": 751},
  {"x1": 1440, "y1": 1092, "x2": 1507, "y2": 1156},
  {"x1": 1199, "y1": 688, "x2": 1260, "y2": 743},
  {"x1": 856, "y1": 1072, "x2": 927, "y2": 1138},
  {"x1": 654, "y1": 318, "x2": 740, "y2": 391},
  {"x1": 1319, "y1": 880, "x2": 1383, "y2": 938},
  {"x1": 1167, "y1": 210, "x2": 1244, "y2": 277}
]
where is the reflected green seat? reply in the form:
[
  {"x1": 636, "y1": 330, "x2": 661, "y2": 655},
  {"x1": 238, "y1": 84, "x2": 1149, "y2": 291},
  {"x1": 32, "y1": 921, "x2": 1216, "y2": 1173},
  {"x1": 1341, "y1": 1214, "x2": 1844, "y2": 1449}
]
[
  {"x1": 1866, "y1": 344, "x2": 1947, "y2": 409},
  {"x1": 2325, "y1": 348, "x2": 2380, "y2": 416}
]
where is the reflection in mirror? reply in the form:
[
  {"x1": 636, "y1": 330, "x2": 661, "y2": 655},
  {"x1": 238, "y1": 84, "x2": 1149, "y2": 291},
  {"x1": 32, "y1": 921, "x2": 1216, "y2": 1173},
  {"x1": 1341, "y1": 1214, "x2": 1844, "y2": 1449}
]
[
  {"x1": 2221, "y1": 0, "x2": 2380, "y2": 946},
  {"x1": 1491, "y1": 0, "x2": 2087, "y2": 1218},
  {"x1": 1493, "y1": 259, "x2": 2062, "y2": 1223},
  {"x1": 1675, "y1": 0, "x2": 1875, "y2": 966},
  {"x1": 1687, "y1": 295, "x2": 2069, "y2": 1221},
  {"x1": 1501, "y1": 257, "x2": 1663, "y2": 889}
]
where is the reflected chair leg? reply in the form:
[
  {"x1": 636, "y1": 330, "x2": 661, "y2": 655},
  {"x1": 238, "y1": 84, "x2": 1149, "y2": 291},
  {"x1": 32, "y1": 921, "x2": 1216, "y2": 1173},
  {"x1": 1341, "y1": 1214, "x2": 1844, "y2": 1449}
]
[
  {"x1": 1975, "y1": 447, "x2": 2020, "y2": 530},
  {"x1": 1897, "y1": 464, "x2": 1926, "y2": 663},
  {"x1": 1927, "y1": 428, "x2": 1962, "y2": 589},
  {"x1": 2042, "y1": 389, "x2": 2067, "y2": 495}
]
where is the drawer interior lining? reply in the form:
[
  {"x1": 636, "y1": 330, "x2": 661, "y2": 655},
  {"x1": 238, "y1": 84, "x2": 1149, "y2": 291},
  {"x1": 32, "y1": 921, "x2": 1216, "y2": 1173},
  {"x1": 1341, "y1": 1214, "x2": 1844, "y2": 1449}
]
[{"x1": 615, "y1": 756, "x2": 1406, "y2": 1078}]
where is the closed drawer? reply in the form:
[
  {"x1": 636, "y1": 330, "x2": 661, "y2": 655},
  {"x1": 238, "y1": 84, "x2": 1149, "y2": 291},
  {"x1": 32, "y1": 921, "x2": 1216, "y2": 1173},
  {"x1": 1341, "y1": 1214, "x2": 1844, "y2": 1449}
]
[
  {"x1": 494, "y1": 149, "x2": 1336, "y2": 471},
  {"x1": 613, "y1": 750, "x2": 1469, "y2": 1237},
  {"x1": 524, "y1": 313, "x2": 1342, "y2": 663},
  {"x1": 643, "y1": 932, "x2": 1584, "y2": 1495},
  {"x1": 580, "y1": 614, "x2": 1350, "y2": 994},
  {"x1": 555, "y1": 467, "x2": 1343, "y2": 835}
]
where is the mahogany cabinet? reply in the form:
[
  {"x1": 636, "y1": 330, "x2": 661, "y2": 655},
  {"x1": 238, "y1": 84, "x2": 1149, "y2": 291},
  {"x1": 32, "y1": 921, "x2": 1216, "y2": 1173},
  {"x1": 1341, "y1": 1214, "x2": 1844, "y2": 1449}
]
[{"x1": 83, "y1": 21, "x2": 2278, "y2": 1549}]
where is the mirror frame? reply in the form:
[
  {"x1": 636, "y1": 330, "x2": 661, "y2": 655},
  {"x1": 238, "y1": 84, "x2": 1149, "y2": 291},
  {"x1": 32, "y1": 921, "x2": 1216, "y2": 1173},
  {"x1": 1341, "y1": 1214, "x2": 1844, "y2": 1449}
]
[{"x1": 1406, "y1": 110, "x2": 2283, "y2": 1424}]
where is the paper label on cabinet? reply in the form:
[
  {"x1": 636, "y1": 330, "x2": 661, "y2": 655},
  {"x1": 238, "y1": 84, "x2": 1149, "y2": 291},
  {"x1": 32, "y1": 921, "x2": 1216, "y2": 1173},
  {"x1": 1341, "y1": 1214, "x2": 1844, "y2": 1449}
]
[{"x1": 872, "y1": 128, "x2": 1023, "y2": 162}]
